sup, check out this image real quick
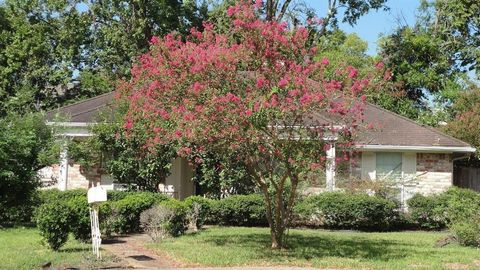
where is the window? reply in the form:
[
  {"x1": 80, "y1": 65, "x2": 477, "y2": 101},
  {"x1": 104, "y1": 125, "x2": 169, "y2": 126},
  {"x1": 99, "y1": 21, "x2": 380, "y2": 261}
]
[{"x1": 376, "y1": 152, "x2": 402, "y2": 180}]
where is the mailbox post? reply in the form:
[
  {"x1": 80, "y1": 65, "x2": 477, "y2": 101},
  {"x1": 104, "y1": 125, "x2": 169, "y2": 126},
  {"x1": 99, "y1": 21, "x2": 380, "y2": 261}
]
[{"x1": 87, "y1": 183, "x2": 107, "y2": 259}]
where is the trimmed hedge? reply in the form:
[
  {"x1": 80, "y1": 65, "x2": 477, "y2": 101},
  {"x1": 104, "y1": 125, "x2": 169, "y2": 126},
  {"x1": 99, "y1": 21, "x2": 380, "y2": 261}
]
[
  {"x1": 210, "y1": 194, "x2": 268, "y2": 227},
  {"x1": 100, "y1": 192, "x2": 170, "y2": 235},
  {"x1": 184, "y1": 195, "x2": 214, "y2": 229},
  {"x1": 294, "y1": 192, "x2": 399, "y2": 231},
  {"x1": 407, "y1": 193, "x2": 446, "y2": 230},
  {"x1": 36, "y1": 203, "x2": 72, "y2": 250}
]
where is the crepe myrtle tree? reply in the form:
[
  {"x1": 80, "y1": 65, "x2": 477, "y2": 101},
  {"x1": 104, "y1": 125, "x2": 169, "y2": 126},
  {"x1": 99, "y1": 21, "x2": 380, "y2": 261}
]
[{"x1": 119, "y1": 1, "x2": 385, "y2": 249}]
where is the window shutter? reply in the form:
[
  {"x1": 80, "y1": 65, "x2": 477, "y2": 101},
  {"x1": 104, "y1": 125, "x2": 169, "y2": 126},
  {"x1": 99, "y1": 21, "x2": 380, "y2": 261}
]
[
  {"x1": 402, "y1": 152, "x2": 417, "y2": 180},
  {"x1": 361, "y1": 152, "x2": 376, "y2": 180}
]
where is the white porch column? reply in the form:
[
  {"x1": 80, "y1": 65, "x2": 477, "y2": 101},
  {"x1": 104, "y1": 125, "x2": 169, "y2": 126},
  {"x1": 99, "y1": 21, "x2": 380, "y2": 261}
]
[
  {"x1": 325, "y1": 141, "x2": 336, "y2": 191},
  {"x1": 58, "y1": 144, "x2": 69, "y2": 191}
]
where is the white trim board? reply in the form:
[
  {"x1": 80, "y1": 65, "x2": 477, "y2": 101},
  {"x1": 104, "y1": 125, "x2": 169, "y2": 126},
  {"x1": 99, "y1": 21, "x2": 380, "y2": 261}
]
[{"x1": 356, "y1": 145, "x2": 476, "y2": 153}]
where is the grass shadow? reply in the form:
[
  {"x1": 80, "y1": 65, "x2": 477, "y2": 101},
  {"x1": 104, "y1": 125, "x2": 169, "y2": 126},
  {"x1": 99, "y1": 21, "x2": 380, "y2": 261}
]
[
  {"x1": 200, "y1": 229, "x2": 438, "y2": 263},
  {"x1": 60, "y1": 247, "x2": 91, "y2": 253}
]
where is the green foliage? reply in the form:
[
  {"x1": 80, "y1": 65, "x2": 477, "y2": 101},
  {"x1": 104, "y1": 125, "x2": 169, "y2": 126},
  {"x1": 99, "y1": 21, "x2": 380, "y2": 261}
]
[
  {"x1": 0, "y1": 0, "x2": 208, "y2": 114},
  {"x1": 158, "y1": 200, "x2": 189, "y2": 237},
  {"x1": 192, "y1": 151, "x2": 255, "y2": 198},
  {"x1": 407, "y1": 187, "x2": 480, "y2": 247},
  {"x1": 38, "y1": 189, "x2": 87, "y2": 205},
  {"x1": 378, "y1": 0, "x2": 480, "y2": 122},
  {"x1": 66, "y1": 197, "x2": 91, "y2": 242},
  {"x1": 421, "y1": 0, "x2": 480, "y2": 77},
  {"x1": 210, "y1": 194, "x2": 267, "y2": 227},
  {"x1": 69, "y1": 107, "x2": 176, "y2": 192},
  {"x1": 451, "y1": 218, "x2": 480, "y2": 247},
  {"x1": 407, "y1": 193, "x2": 446, "y2": 230},
  {"x1": 184, "y1": 196, "x2": 214, "y2": 229},
  {"x1": 444, "y1": 85, "x2": 480, "y2": 155},
  {"x1": 0, "y1": 113, "x2": 58, "y2": 224},
  {"x1": 36, "y1": 203, "x2": 72, "y2": 250},
  {"x1": 102, "y1": 192, "x2": 170, "y2": 234},
  {"x1": 294, "y1": 192, "x2": 398, "y2": 231},
  {"x1": 435, "y1": 187, "x2": 480, "y2": 224}
]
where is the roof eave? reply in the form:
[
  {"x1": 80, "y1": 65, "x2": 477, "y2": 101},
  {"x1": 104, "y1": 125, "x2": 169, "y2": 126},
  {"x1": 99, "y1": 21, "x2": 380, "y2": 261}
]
[{"x1": 356, "y1": 144, "x2": 476, "y2": 153}]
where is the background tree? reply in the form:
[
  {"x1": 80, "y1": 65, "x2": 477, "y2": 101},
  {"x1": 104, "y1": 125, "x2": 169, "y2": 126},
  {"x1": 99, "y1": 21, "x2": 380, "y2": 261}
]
[
  {"x1": 443, "y1": 85, "x2": 480, "y2": 156},
  {"x1": 0, "y1": 0, "x2": 90, "y2": 114},
  {"x1": 378, "y1": 0, "x2": 479, "y2": 126},
  {"x1": 120, "y1": 1, "x2": 384, "y2": 248},
  {"x1": 0, "y1": 0, "x2": 208, "y2": 115},
  {"x1": 317, "y1": 30, "x2": 419, "y2": 120},
  {"x1": 0, "y1": 113, "x2": 59, "y2": 223}
]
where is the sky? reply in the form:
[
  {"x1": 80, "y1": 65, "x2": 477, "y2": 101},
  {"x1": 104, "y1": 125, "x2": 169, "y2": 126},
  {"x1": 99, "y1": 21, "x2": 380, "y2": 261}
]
[{"x1": 305, "y1": 0, "x2": 420, "y2": 55}]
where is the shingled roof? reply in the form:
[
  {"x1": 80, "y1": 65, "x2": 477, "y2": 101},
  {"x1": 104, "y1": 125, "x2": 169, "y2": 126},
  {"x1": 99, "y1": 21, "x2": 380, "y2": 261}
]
[
  {"x1": 46, "y1": 92, "x2": 115, "y2": 123},
  {"x1": 46, "y1": 92, "x2": 474, "y2": 152}
]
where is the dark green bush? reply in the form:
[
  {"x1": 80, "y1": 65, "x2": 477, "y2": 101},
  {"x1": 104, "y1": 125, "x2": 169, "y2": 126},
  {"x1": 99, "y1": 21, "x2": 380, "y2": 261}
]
[
  {"x1": 38, "y1": 189, "x2": 87, "y2": 205},
  {"x1": 294, "y1": 192, "x2": 398, "y2": 231},
  {"x1": 66, "y1": 196, "x2": 91, "y2": 242},
  {"x1": 407, "y1": 193, "x2": 446, "y2": 230},
  {"x1": 184, "y1": 196, "x2": 214, "y2": 229},
  {"x1": 102, "y1": 192, "x2": 170, "y2": 234},
  {"x1": 36, "y1": 203, "x2": 72, "y2": 250},
  {"x1": 210, "y1": 194, "x2": 267, "y2": 227}
]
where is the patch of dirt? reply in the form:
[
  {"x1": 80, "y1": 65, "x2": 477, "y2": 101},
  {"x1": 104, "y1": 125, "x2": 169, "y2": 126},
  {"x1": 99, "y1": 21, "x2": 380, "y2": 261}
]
[{"x1": 444, "y1": 263, "x2": 469, "y2": 270}]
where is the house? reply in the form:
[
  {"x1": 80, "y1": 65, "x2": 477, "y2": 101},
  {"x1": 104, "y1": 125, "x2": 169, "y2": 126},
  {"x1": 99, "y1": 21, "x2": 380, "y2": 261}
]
[{"x1": 41, "y1": 92, "x2": 476, "y2": 202}]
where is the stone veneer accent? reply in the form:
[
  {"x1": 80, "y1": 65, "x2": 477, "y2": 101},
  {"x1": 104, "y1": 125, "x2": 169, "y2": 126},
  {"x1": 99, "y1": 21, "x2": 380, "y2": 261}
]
[{"x1": 409, "y1": 153, "x2": 453, "y2": 196}]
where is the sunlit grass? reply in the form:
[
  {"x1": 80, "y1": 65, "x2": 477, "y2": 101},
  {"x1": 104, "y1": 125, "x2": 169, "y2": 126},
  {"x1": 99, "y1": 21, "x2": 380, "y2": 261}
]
[
  {"x1": 149, "y1": 226, "x2": 480, "y2": 270},
  {"x1": 0, "y1": 227, "x2": 116, "y2": 270}
]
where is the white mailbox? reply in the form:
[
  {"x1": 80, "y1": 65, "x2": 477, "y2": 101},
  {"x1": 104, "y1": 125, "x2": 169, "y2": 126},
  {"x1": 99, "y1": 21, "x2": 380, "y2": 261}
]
[{"x1": 87, "y1": 184, "x2": 107, "y2": 204}]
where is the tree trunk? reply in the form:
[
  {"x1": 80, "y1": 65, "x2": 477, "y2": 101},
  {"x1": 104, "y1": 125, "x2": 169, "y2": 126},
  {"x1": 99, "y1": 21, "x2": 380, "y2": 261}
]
[{"x1": 260, "y1": 184, "x2": 289, "y2": 249}]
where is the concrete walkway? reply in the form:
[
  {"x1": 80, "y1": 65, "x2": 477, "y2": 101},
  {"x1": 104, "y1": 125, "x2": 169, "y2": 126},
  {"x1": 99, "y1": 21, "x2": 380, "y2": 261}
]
[{"x1": 101, "y1": 234, "x2": 338, "y2": 270}]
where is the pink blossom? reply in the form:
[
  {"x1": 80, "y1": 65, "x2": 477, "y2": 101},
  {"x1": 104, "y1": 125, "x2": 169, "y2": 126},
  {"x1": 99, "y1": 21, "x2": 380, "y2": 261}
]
[
  {"x1": 321, "y1": 57, "x2": 329, "y2": 65},
  {"x1": 278, "y1": 78, "x2": 288, "y2": 88}
]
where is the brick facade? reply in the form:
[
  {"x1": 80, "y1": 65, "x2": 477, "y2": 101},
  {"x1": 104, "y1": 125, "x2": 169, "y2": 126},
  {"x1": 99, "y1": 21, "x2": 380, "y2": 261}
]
[{"x1": 39, "y1": 160, "x2": 102, "y2": 189}]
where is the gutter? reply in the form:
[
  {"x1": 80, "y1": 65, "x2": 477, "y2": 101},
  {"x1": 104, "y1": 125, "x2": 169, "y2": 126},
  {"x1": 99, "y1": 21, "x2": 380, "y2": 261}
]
[{"x1": 356, "y1": 144, "x2": 476, "y2": 153}]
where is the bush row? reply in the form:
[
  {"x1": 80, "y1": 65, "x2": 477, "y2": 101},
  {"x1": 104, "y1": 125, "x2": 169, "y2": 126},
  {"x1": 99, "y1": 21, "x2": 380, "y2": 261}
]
[
  {"x1": 35, "y1": 187, "x2": 480, "y2": 250},
  {"x1": 407, "y1": 187, "x2": 480, "y2": 247},
  {"x1": 36, "y1": 191, "x2": 171, "y2": 250},
  {"x1": 294, "y1": 192, "x2": 400, "y2": 231}
]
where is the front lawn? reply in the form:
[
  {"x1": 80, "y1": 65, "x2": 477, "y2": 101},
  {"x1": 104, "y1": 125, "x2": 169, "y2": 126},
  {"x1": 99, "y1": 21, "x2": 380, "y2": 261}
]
[
  {"x1": 0, "y1": 227, "x2": 117, "y2": 270},
  {"x1": 149, "y1": 226, "x2": 480, "y2": 270}
]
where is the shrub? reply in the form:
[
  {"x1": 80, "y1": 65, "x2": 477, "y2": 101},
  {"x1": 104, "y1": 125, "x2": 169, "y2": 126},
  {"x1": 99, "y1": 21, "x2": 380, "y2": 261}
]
[
  {"x1": 211, "y1": 194, "x2": 267, "y2": 227},
  {"x1": 436, "y1": 187, "x2": 480, "y2": 224},
  {"x1": 36, "y1": 203, "x2": 72, "y2": 250},
  {"x1": 294, "y1": 192, "x2": 398, "y2": 231},
  {"x1": 184, "y1": 196, "x2": 214, "y2": 229},
  {"x1": 407, "y1": 193, "x2": 446, "y2": 230},
  {"x1": 140, "y1": 205, "x2": 174, "y2": 241},
  {"x1": 159, "y1": 200, "x2": 188, "y2": 236},
  {"x1": 451, "y1": 218, "x2": 480, "y2": 247},
  {"x1": 38, "y1": 189, "x2": 87, "y2": 205},
  {"x1": 101, "y1": 192, "x2": 170, "y2": 234},
  {"x1": 140, "y1": 200, "x2": 188, "y2": 240},
  {"x1": 67, "y1": 196, "x2": 91, "y2": 242}
]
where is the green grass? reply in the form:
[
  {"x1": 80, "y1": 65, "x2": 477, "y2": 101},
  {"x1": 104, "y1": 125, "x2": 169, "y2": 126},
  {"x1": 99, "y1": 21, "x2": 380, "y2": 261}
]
[
  {"x1": 0, "y1": 227, "x2": 116, "y2": 270},
  {"x1": 149, "y1": 226, "x2": 480, "y2": 270}
]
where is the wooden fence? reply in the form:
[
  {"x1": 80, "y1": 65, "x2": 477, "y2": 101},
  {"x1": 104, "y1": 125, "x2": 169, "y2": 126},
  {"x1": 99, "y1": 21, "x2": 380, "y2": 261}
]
[{"x1": 453, "y1": 166, "x2": 480, "y2": 192}]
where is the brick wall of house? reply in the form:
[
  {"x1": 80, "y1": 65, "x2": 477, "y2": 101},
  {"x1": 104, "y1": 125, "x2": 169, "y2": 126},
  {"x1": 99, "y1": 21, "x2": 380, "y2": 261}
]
[
  {"x1": 411, "y1": 153, "x2": 453, "y2": 195},
  {"x1": 39, "y1": 161, "x2": 102, "y2": 189},
  {"x1": 66, "y1": 161, "x2": 102, "y2": 189}
]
